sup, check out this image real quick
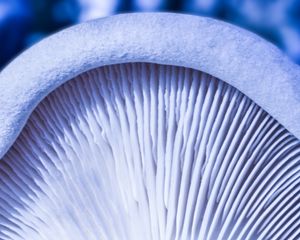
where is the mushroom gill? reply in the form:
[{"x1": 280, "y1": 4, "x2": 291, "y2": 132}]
[{"x1": 0, "y1": 63, "x2": 299, "y2": 240}]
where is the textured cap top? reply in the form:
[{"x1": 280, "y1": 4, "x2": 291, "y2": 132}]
[{"x1": 0, "y1": 12, "x2": 300, "y2": 158}]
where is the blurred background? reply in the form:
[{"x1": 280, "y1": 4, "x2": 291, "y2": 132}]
[{"x1": 1, "y1": 0, "x2": 300, "y2": 70}]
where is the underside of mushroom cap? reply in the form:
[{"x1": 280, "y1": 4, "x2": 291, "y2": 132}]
[
  {"x1": 1, "y1": 63, "x2": 299, "y2": 240},
  {"x1": 0, "y1": 13, "x2": 299, "y2": 240}
]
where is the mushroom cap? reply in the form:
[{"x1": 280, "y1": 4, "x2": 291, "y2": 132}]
[
  {"x1": 1, "y1": 12, "x2": 300, "y2": 158},
  {"x1": 0, "y1": 13, "x2": 300, "y2": 240}
]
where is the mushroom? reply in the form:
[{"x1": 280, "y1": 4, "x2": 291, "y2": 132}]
[{"x1": 0, "y1": 13, "x2": 299, "y2": 240}]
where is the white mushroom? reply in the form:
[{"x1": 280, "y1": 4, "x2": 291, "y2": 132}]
[{"x1": 0, "y1": 13, "x2": 299, "y2": 240}]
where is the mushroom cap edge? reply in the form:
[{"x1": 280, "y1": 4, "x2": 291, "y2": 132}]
[{"x1": 0, "y1": 12, "x2": 300, "y2": 158}]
